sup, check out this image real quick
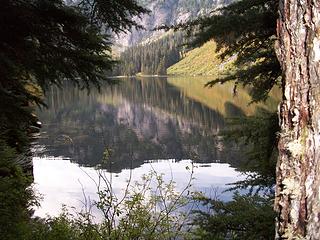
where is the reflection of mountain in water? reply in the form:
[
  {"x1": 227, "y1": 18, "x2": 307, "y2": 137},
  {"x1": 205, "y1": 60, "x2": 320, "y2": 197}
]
[{"x1": 35, "y1": 77, "x2": 273, "y2": 172}]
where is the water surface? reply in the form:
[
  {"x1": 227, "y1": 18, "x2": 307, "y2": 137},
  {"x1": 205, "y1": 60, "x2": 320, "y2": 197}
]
[{"x1": 33, "y1": 76, "x2": 279, "y2": 217}]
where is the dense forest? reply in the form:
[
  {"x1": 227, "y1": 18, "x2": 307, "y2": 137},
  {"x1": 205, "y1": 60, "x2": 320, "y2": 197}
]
[{"x1": 113, "y1": 32, "x2": 185, "y2": 75}]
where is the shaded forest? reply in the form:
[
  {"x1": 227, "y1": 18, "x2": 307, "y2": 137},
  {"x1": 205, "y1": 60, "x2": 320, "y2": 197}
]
[{"x1": 113, "y1": 32, "x2": 185, "y2": 75}]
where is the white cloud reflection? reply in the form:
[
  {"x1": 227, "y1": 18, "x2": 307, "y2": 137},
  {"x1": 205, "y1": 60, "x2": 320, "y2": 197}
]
[{"x1": 33, "y1": 157, "x2": 245, "y2": 219}]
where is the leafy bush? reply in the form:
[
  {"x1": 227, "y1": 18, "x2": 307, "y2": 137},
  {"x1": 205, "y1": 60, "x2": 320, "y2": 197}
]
[{"x1": 31, "y1": 168, "x2": 197, "y2": 240}]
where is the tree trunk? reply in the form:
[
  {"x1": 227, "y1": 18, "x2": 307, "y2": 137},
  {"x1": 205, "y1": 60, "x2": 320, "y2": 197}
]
[{"x1": 275, "y1": 0, "x2": 320, "y2": 239}]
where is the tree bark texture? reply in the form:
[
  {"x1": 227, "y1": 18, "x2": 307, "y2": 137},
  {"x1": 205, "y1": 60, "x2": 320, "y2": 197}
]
[{"x1": 275, "y1": 0, "x2": 320, "y2": 239}]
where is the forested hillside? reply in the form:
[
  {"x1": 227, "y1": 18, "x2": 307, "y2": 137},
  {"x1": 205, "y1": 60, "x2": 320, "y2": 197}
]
[
  {"x1": 113, "y1": 0, "x2": 234, "y2": 76},
  {"x1": 113, "y1": 31, "x2": 185, "y2": 75}
]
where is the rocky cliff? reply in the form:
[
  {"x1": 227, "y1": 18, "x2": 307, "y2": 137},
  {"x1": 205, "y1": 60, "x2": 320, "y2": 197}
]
[{"x1": 114, "y1": 0, "x2": 233, "y2": 48}]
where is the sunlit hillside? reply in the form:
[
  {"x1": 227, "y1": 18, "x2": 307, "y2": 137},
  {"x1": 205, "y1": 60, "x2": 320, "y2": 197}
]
[{"x1": 168, "y1": 41, "x2": 224, "y2": 76}]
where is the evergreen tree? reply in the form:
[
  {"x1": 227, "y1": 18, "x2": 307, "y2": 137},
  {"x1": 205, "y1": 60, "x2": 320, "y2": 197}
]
[
  {"x1": 114, "y1": 31, "x2": 185, "y2": 76},
  {"x1": 0, "y1": 1, "x2": 147, "y2": 239},
  {"x1": 191, "y1": 108, "x2": 278, "y2": 238},
  {"x1": 193, "y1": 192, "x2": 275, "y2": 239},
  {"x1": 0, "y1": 0, "x2": 147, "y2": 151}
]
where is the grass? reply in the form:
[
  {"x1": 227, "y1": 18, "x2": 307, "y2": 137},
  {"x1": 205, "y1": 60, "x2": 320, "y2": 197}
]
[{"x1": 167, "y1": 40, "x2": 227, "y2": 76}]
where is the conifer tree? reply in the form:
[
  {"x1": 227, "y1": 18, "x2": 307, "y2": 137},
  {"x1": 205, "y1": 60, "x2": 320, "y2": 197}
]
[
  {"x1": 0, "y1": 2, "x2": 147, "y2": 237},
  {"x1": 0, "y1": 0, "x2": 148, "y2": 150}
]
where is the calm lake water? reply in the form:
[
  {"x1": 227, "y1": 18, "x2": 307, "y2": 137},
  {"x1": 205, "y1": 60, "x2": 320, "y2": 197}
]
[{"x1": 32, "y1": 76, "x2": 280, "y2": 217}]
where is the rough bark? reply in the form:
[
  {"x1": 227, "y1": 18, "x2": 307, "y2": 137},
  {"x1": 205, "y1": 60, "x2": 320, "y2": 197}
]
[{"x1": 275, "y1": 0, "x2": 320, "y2": 239}]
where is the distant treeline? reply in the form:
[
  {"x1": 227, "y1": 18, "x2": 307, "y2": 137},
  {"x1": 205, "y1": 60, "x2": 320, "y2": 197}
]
[{"x1": 113, "y1": 32, "x2": 186, "y2": 75}]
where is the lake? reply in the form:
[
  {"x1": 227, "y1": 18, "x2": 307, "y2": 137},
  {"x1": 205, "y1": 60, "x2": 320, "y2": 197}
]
[{"x1": 32, "y1": 76, "x2": 280, "y2": 218}]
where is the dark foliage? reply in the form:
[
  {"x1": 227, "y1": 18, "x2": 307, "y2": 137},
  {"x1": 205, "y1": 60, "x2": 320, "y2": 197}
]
[
  {"x1": 0, "y1": 141, "x2": 38, "y2": 240},
  {"x1": 78, "y1": 0, "x2": 149, "y2": 33},
  {"x1": 192, "y1": 109, "x2": 279, "y2": 239},
  {"x1": 193, "y1": 192, "x2": 275, "y2": 239},
  {"x1": 0, "y1": 0, "x2": 147, "y2": 149},
  {"x1": 113, "y1": 32, "x2": 184, "y2": 75},
  {"x1": 0, "y1": 1, "x2": 147, "y2": 239},
  {"x1": 223, "y1": 108, "x2": 279, "y2": 193}
]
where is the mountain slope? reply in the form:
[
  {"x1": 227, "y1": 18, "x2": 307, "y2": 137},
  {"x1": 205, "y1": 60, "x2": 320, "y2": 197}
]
[
  {"x1": 115, "y1": 0, "x2": 233, "y2": 48},
  {"x1": 112, "y1": 0, "x2": 236, "y2": 76},
  {"x1": 167, "y1": 41, "x2": 219, "y2": 76}
]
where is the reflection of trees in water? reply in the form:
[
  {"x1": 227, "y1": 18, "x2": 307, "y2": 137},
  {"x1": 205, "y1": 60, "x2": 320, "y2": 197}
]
[
  {"x1": 193, "y1": 109, "x2": 278, "y2": 239},
  {"x1": 224, "y1": 102, "x2": 245, "y2": 118},
  {"x1": 119, "y1": 77, "x2": 225, "y2": 130},
  {"x1": 36, "y1": 77, "x2": 247, "y2": 172}
]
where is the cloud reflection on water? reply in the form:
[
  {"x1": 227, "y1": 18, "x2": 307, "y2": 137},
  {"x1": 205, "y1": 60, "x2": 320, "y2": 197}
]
[{"x1": 33, "y1": 157, "x2": 245, "y2": 219}]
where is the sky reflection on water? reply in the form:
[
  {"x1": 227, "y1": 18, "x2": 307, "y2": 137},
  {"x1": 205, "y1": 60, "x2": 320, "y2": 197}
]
[{"x1": 33, "y1": 157, "x2": 245, "y2": 218}]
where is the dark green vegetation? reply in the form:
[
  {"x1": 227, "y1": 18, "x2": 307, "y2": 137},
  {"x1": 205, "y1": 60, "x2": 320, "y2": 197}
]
[
  {"x1": 190, "y1": 109, "x2": 278, "y2": 239},
  {"x1": 1, "y1": 0, "x2": 147, "y2": 149},
  {"x1": 0, "y1": 141, "x2": 38, "y2": 239},
  {"x1": 113, "y1": 32, "x2": 184, "y2": 75},
  {"x1": 193, "y1": 193, "x2": 275, "y2": 239},
  {"x1": 223, "y1": 109, "x2": 278, "y2": 192},
  {"x1": 0, "y1": 0, "x2": 147, "y2": 239}
]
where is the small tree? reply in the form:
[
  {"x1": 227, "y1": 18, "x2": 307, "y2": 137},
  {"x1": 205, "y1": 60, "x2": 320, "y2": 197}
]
[{"x1": 31, "y1": 167, "x2": 198, "y2": 240}]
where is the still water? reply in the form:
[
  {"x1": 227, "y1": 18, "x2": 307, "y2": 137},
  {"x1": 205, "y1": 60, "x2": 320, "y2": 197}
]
[{"x1": 32, "y1": 76, "x2": 279, "y2": 217}]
